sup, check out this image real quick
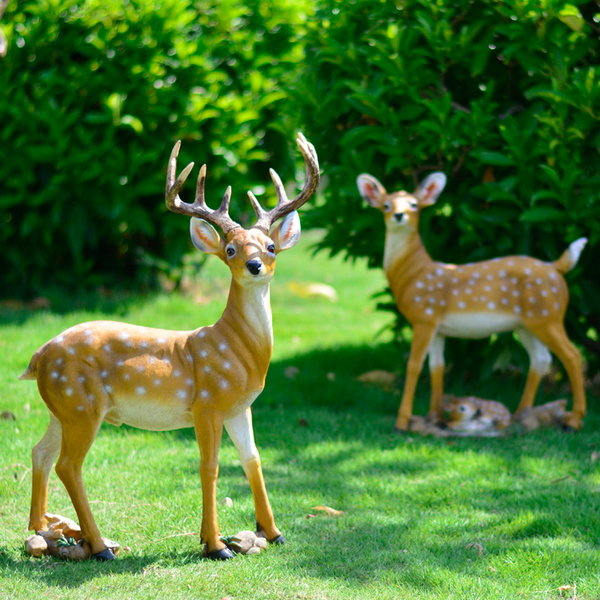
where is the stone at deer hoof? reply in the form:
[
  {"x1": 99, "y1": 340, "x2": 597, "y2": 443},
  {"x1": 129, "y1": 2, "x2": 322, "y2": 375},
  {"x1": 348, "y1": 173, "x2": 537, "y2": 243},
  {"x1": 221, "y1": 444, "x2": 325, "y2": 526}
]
[
  {"x1": 246, "y1": 547, "x2": 261, "y2": 555},
  {"x1": 207, "y1": 546, "x2": 235, "y2": 560},
  {"x1": 25, "y1": 534, "x2": 47, "y2": 557},
  {"x1": 227, "y1": 530, "x2": 256, "y2": 554},
  {"x1": 254, "y1": 537, "x2": 268, "y2": 550}
]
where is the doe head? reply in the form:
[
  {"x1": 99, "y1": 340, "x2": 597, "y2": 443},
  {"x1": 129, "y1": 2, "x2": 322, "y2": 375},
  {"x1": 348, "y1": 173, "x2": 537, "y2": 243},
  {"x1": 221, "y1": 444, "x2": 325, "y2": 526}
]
[{"x1": 357, "y1": 172, "x2": 446, "y2": 232}]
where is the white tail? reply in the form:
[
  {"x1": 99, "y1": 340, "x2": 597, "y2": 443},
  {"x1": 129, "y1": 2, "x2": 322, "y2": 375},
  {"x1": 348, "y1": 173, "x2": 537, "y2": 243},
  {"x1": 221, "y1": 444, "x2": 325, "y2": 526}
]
[
  {"x1": 21, "y1": 134, "x2": 319, "y2": 560},
  {"x1": 358, "y1": 172, "x2": 587, "y2": 432}
]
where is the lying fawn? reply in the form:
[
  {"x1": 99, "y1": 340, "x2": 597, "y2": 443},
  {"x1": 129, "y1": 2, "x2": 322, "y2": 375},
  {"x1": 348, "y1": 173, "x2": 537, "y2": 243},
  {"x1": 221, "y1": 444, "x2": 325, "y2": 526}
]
[
  {"x1": 358, "y1": 172, "x2": 587, "y2": 432},
  {"x1": 21, "y1": 134, "x2": 319, "y2": 560}
]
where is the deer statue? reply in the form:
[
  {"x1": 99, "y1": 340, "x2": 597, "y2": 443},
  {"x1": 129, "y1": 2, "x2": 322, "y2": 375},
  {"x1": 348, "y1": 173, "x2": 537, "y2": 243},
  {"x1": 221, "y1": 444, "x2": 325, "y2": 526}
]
[
  {"x1": 357, "y1": 172, "x2": 587, "y2": 432},
  {"x1": 20, "y1": 133, "x2": 319, "y2": 561}
]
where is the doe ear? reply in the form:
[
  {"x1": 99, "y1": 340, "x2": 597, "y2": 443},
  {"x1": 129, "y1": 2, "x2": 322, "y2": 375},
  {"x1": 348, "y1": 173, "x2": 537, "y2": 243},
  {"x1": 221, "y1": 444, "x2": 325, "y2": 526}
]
[
  {"x1": 415, "y1": 172, "x2": 447, "y2": 207},
  {"x1": 271, "y1": 211, "x2": 301, "y2": 252},
  {"x1": 190, "y1": 218, "x2": 223, "y2": 254},
  {"x1": 357, "y1": 174, "x2": 387, "y2": 208}
]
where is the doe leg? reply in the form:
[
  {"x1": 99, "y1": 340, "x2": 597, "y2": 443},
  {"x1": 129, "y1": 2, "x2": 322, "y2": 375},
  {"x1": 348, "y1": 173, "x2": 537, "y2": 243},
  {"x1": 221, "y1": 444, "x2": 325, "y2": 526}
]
[
  {"x1": 528, "y1": 322, "x2": 586, "y2": 430},
  {"x1": 427, "y1": 334, "x2": 446, "y2": 423},
  {"x1": 395, "y1": 324, "x2": 437, "y2": 431},
  {"x1": 513, "y1": 327, "x2": 552, "y2": 415},
  {"x1": 29, "y1": 412, "x2": 62, "y2": 532},
  {"x1": 54, "y1": 417, "x2": 112, "y2": 559},
  {"x1": 192, "y1": 407, "x2": 233, "y2": 559},
  {"x1": 225, "y1": 408, "x2": 283, "y2": 544}
]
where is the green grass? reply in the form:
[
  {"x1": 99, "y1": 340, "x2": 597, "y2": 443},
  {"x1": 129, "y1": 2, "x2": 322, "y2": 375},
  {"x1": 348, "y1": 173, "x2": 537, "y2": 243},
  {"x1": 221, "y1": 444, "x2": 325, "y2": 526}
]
[{"x1": 1, "y1": 230, "x2": 600, "y2": 600}]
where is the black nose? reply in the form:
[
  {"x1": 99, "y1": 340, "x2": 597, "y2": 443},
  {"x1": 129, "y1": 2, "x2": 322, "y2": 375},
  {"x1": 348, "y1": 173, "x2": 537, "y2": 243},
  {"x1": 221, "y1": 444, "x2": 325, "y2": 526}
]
[
  {"x1": 246, "y1": 259, "x2": 263, "y2": 275},
  {"x1": 394, "y1": 212, "x2": 404, "y2": 222}
]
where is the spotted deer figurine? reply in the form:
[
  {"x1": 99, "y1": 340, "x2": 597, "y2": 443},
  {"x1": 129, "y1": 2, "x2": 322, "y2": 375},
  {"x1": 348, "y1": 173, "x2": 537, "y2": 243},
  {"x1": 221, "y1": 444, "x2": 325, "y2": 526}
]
[
  {"x1": 357, "y1": 172, "x2": 587, "y2": 432},
  {"x1": 20, "y1": 133, "x2": 319, "y2": 561}
]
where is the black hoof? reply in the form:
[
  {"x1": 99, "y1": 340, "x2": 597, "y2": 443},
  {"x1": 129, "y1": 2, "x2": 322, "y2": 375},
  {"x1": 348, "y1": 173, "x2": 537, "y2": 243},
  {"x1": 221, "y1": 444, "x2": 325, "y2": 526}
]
[
  {"x1": 393, "y1": 426, "x2": 408, "y2": 435},
  {"x1": 92, "y1": 548, "x2": 116, "y2": 561},
  {"x1": 268, "y1": 534, "x2": 286, "y2": 545},
  {"x1": 561, "y1": 424, "x2": 576, "y2": 433},
  {"x1": 207, "y1": 547, "x2": 235, "y2": 560}
]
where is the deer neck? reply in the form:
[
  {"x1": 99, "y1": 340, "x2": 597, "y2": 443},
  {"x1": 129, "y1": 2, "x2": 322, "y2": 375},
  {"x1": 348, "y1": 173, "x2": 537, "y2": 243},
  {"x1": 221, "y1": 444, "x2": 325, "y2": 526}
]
[
  {"x1": 384, "y1": 228, "x2": 435, "y2": 294},
  {"x1": 218, "y1": 279, "x2": 274, "y2": 366}
]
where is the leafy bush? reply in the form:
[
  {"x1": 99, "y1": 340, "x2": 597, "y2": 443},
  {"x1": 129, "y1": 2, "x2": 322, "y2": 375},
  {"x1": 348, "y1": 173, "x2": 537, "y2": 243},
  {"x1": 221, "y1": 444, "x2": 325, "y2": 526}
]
[
  {"x1": 288, "y1": 0, "x2": 600, "y2": 378},
  {"x1": 0, "y1": 0, "x2": 309, "y2": 294}
]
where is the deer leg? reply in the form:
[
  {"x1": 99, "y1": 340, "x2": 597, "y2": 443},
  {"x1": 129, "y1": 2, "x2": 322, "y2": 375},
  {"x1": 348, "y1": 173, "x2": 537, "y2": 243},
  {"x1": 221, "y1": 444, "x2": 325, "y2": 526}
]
[
  {"x1": 395, "y1": 324, "x2": 438, "y2": 431},
  {"x1": 514, "y1": 327, "x2": 552, "y2": 415},
  {"x1": 427, "y1": 334, "x2": 446, "y2": 423},
  {"x1": 54, "y1": 416, "x2": 111, "y2": 559},
  {"x1": 528, "y1": 323, "x2": 586, "y2": 430},
  {"x1": 192, "y1": 407, "x2": 233, "y2": 560},
  {"x1": 225, "y1": 408, "x2": 283, "y2": 544},
  {"x1": 29, "y1": 412, "x2": 62, "y2": 532}
]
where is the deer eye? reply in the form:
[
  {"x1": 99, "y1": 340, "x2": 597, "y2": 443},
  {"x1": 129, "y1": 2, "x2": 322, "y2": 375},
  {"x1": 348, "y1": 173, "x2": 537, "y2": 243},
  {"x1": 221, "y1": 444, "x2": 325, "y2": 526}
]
[
  {"x1": 383, "y1": 202, "x2": 391, "y2": 211},
  {"x1": 226, "y1": 246, "x2": 236, "y2": 257},
  {"x1": 267, "y1": 243, "x2": 276, "y2": 254},
  {"x1": 409, "y1": 200, "x2": 418, "y2": 209}
]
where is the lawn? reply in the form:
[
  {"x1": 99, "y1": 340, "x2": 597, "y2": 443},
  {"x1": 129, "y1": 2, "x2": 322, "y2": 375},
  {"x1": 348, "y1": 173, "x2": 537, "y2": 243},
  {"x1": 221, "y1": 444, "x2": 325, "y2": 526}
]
[{"x1": 1, "y1": 229, "x2": 599, "y2": 600}]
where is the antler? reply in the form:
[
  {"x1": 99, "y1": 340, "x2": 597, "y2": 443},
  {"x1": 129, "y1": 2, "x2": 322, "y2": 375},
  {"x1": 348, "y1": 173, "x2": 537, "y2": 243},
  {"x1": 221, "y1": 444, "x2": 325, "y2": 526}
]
[
  {"x1": 165, "y1": 141, "x2": 241, "y2": 235},
  {"x1": 248, "y1": 133, "x2": 320, "y2": 233}
]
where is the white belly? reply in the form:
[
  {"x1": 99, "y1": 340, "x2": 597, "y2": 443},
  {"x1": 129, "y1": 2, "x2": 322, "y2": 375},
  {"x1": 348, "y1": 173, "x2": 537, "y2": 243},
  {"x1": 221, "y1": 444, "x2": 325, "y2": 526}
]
[
  {"x1": 438, "y1": 312, "x2": 519, "y2": 339},
  {"x1": 105, "y1": 396, "x2": 193, "y2": 431}
]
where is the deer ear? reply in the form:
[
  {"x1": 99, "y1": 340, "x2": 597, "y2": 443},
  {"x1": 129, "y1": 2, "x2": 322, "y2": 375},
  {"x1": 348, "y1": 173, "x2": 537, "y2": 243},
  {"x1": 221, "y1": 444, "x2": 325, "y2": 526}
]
[
  {"x1": 357, "y1": 174, "x2": 387, "y2": 208},
  {"x1": 190, "y1": 218, "x2": 222, "y2": 254},
  {"x1": 415, "y1": 172, "x2": 446, "y2": 207},
  {"x1": 271, "y1": 211, "x2": 301, "y2": 252}
]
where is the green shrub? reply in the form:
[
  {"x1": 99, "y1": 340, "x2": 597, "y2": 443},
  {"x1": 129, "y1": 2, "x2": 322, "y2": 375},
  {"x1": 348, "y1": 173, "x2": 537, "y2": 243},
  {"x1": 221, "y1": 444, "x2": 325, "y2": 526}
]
[
  {"x1": 289, "y1": 0, "x2": 600, "y2": 378},
  {"x1": 0, "y1": 0, "x2": 310, "y2": 294}
]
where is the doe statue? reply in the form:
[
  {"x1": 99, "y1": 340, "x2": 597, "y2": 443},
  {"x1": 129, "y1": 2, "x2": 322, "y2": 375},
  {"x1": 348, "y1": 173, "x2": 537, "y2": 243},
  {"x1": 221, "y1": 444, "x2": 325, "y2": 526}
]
[
  {"x1": 357, "y1": 172, "x2": 586, "y2": 432},
  {"x1": 21, "y1": 134, "x2": 319, "y2": 560}
]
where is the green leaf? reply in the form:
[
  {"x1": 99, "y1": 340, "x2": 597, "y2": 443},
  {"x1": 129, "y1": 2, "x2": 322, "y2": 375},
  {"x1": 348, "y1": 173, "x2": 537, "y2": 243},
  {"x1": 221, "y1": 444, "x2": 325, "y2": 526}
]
[
  {"x1": 519, "y1": 207, "x2": 564, "y2": 223},
  {"x1": 469, "y1": 150, "x2": 515, "y2": 167},
  {"x1": 558, "y1": 5, "x2": 585, "y2": 33}
]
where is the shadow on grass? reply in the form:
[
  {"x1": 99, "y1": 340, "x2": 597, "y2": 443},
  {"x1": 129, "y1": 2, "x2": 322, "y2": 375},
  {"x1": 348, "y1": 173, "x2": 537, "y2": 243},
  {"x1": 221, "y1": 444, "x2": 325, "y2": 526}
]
[{"x1": 9, "y1": 342, "x2": 600, "y2": 590}]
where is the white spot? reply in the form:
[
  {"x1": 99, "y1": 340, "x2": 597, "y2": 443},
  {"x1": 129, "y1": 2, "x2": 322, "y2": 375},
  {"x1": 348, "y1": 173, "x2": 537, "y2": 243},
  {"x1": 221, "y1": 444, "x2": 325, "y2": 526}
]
[
  {"x1": 481, "y1": 296, "x2": 487, "y2": 302},
  {"x1": 428, "y1": 285, "x2": 434, "y2": 292},
  {"x1": 136, "y1": 387, "x2": 146, "y2": 395},
  {"x1": 105, "y1": 385, "x2": 112, "y2": 393},
  {"x1": 514, "y1": 306, "x2": 521, "y2": 314},
  {"x1": 436, "y1": 268, "x2": 444, "y2": 276},
  {"x1": 525, "y1": 268, "x2": 532, "y2": 275},
  {"x1": 199, "y1": 329, "x2": 207, "y2": 337},
  {"x1": 415, "y1": 296, "x2": 422, "y2": 303},
  {"x1": 60, "y1": 375, "x2": 67, "y2": 382},
  {"x1": 186, "y1": 377, "x2": 194, "y2": 385},
  {"x1": 56, "y1": 335, "x2": 65, "y2": 343},
  {"x1": 200, "y1": 350, "x2": 208, "y2": 358},
  {"x1": 177, "y1": 390, "x2": 187, "y2": 399},
  {"x1": 125, "y1": 341, "x2": 132, "y2": 347},
  {"x1": 101, "y1": 370, "x2": 108, "y2": 378},
  {"x1": 103, "y1": 344, "x2": 111, "y2": 353},
  {"x1": 452, "y1": 289, "x2": 459, "y2": 296},
  {"x1": 120, "y1": 332, "x2": 130, "y2": 340},
  {"x1": 137, "y1": 366, "x2": 144, "y2": 372},
  {"x1": 186, "y1": 355, "x2": 193, "y2": 363},
  {"x1": 473, "y1": 297, "x2": 479, "y2": 302},
  {"x1": 507, "y1": 261, "x2": 514, "y2": 266},
  {"x1": 486, "y1": 274, "x2": 493, "y2": 281},
  {"x1": 484, "y1": 286, "x2": 491, "y2": 292},
  {"x1": 499, "y1": 270, "x2": 507, "y2": 278},
  {"x1": 77, "y1": 405, "x2": 84, "y2": 411},
  {"x1": 428, "y1": 297, "x2": 436, "y2": 305},
  {"x1": 219, "y1": 343, "x2": 227, "y2": 352},
  {"x1": 440, "y1": 300, "x2": 446, "y2": 307},
  {"x1": 117, "y1": 360, "x2": 124, "y2": 367},
  {"x1": 511, "y1": 278, "x2": 518, "y2": 285},
  {"x1": 65, "y1": 388, "x2": 73, "y2": 396},
  {"x1": 458, "y1": 301, "x2": 466, "y2": 309},
  {"x1": 157, "y1": 337, "x2": 166, "y2": 344},
  {"x1": 457, "y1": 268, "x2": 464, "y2": 273},
  {"x1": 204, "y1": 365, "x2": 212, "y2": 373},
  {"x1": 67, "y1": 347, "x2": 75, "y2": 355},
  {"x1": 124, "y1": 374, "x2": 130, "y2": 381},
  {"x1": 201, "y1": 389, "x2": 209, "y2": 398},
  {"x1": 513, "y1": 291, "x2": 520, "y2": 297},
  {"x1": 437, "y1": 282, "x2": 443, "y2": 289},
  {"x1": 549, "y1": 272, "x2": 557, "y2": 281},
  {"x1": 527, "y1": 311, "x2": 533, "y2": 318},
  {"x1": 536, "y1": 278, "x2": 543, "y2": 285},
  {"x1": 488, "y1": 302, "x2": 496, "y2": 310},
  {"x1": 149, "y1": 357, "x2": 156, "y2": 364},
  {"x1": 552, "y1": 286, "x2": 558, "y2": 294},
  {"x1": 468, "y1": 279, "x2": 475, "y2": 286},
  {"x1": 502, "y1": 298, "x2": 509, "y2": 305},
  {"x1": 84, "y1": 329, "x2": 93, "y2": 336},
  {"x1": 51, "y1": 372, "x2": 58, "y2": 379},
  {"x1": 426, "y1": 273, "x2": 433, "y2": 280},
  {"x1": 542, "y1": 309, "x2": 548, "y2": 316},
  {"x1": 501, "y1": 285, "x2": 508, "y2": 292},
  {"x1": 425, "y1": 308, "x2": 434, "y2": 315},
  {"x1": 554, "y1": 302, "x2": 560, "y2": 310},
  {"x1": 78, "y1": 376, "x2": 85, "y2": 383},
  {"x1": 465, "y1": 288, "x2": 472, "y2": 294},
  {"x1": 451, "y1": 277, "x2": 459, "y2": 284},
  {"x1": 473, "y1": 272, "x2": 480, "y2": 279},
  {"x1": 174, "y1": 370, "x2": 181, "y2": 377},
  {"x1": 56, "y1": 358, "x2": 64, "y2": 366},
  {"x1": 141, "y1": 341, "x2": 148, "y2": 349},
  {"x1": 220, "y1": 380, "x2": 229, "y2": 389},
  {"x1": 529, "y1": 297, "x2": 535, "y2": 303},
  {"x1": 541, "y1": 290, "x2": 548, "y2": 297}
]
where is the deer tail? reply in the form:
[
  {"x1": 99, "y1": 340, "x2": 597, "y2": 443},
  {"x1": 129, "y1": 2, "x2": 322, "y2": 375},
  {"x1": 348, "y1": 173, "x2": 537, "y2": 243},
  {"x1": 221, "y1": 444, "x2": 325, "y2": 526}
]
[
  {"x1": 553, "y1": 237, "x2": 587, "y2": 274},
  {"x1": 18, "y1": 342, "x2": 50, "y2": 380}
]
